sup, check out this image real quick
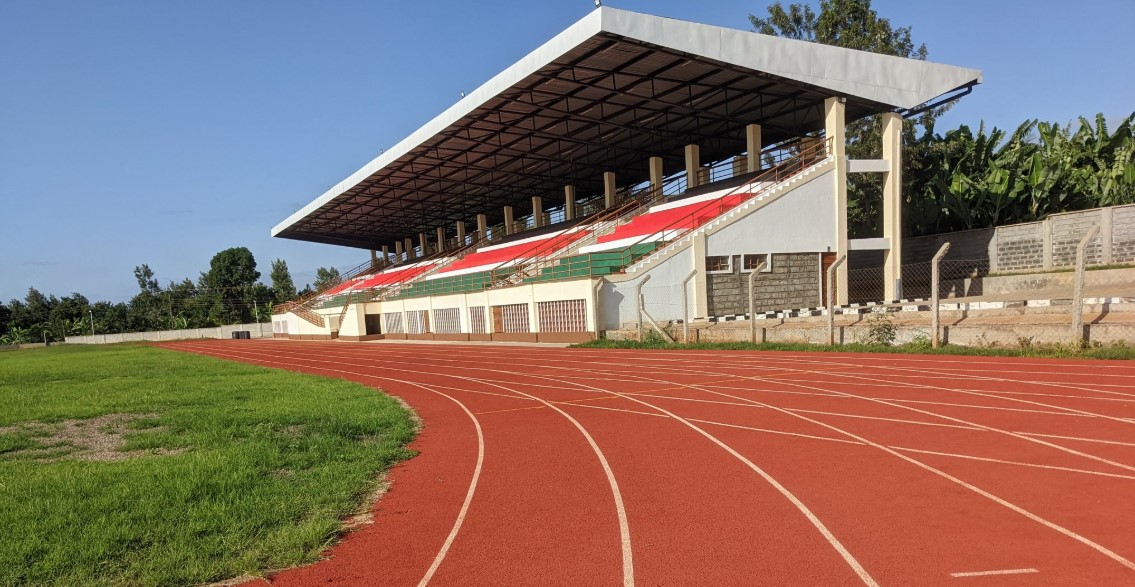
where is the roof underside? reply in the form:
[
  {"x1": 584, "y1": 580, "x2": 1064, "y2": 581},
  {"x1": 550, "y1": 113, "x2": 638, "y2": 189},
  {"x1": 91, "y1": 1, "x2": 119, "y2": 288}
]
[{"x1": 274, "y1": 9, "x2": 981, "y2": 249}]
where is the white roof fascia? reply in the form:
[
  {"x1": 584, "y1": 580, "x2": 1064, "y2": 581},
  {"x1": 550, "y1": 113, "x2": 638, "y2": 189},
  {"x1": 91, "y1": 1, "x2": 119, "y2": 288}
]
[{"x1": 599, "y1": 9, "x2": 982, "y2": 110}]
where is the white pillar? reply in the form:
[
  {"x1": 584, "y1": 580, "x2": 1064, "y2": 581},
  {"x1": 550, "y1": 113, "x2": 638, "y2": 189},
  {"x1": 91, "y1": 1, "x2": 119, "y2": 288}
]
[
  {"x1": 603, "y1": 172, "x2": 616, "y2": 209},
  {"x1": 419, "y1": 232, "x2": 428, "y2": 257},
  {"x1": 732, "y1": 156, "x2": 746, "y2": 178},
  {"x1": 531, "y1": 196, "x2": 543, "y2": 228},
  {"x1": 477, "y1": 214, "x2": 488, "y2": 241},
  {"x1": 882, "y1": 111, "x2": 903, "y2": 301},
  {"x1": 685, "y1": 144, "x2": 701, "y2": 189},
  {"x1": 824, "y1": 97, "x2": 849, "y2": 305},
  {"x1": 456, "y1": 221, "x2": 466, "y2": 246},
  {"x1": 394, "y1": 241, "x2": 403, "y2": 260},
  {"x1": 403, "y1": 238, "x2": 413, "y2": 259},
  {"x1": 649, "y1": 156, "x2": 664, "y2": 199},
  {"x1": 436, "y1": 227, "x2": 446, "y2": 253},
  {"x1": 503, "y1": 206, "x2": 514, "y2": 235},
  {"x1": 746, "y1": 124, "x2": 763, "y2": 173},
  {"x1": 370, "y1": 249, "x2": 378, "y2": 267},
  {"x1": 381, "y1": 245, "x2": 390, "y2": 263},
  {"x1": 564, "y1": 185, "x2": 576, "y2": 221}
]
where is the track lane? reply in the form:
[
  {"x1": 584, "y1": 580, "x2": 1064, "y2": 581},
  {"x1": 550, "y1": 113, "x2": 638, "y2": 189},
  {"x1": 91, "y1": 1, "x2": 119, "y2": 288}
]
[{"x1": 159, "y1": 340, "x2": 1135, "y2": 585}]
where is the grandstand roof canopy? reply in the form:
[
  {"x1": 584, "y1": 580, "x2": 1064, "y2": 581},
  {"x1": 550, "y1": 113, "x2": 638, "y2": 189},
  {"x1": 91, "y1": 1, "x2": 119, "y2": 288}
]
[{"x1": 273, "y1": 7, "x2": 981, "y2": 249}]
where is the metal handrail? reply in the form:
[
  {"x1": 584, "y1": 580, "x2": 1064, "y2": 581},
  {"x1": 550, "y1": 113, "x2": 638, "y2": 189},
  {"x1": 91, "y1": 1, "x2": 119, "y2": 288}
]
[{"x1": 520, "y1": 137, "x2": 833, "y2": 284}]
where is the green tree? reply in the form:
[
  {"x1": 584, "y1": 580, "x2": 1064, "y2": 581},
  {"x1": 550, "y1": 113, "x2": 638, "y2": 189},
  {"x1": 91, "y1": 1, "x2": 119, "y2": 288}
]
[
  {"x1": 312, "y1": 266, "x2": 342, "y2": 292},
  {"x1": 270, "y1": 258, "x2": 297, "y2": 302},
  {"x1": 750, "y1": 0, "x2": 938, "y2": 237},
  {"x1": 199, "y1": 247, "x2": 261, "y2": 325}
]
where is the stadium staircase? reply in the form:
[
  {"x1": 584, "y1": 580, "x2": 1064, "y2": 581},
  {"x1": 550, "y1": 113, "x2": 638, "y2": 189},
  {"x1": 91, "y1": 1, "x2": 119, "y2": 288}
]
[
  {"x1": 277, "y1": 257, "x2": 393, "y2": 328},
  {"x1": 625, "y1": 138, "x2": 834, "y2": 276}
]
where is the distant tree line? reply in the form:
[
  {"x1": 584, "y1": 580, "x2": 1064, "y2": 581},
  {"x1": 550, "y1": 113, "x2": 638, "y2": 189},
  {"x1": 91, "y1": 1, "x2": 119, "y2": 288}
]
[{"x1": 0, "y1": 247, "x2": 342, "y2": 345}]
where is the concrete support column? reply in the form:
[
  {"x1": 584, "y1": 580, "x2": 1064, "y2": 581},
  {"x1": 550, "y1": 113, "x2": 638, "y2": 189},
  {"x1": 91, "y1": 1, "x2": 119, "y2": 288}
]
[
  {"x1": 603, "y1": 171, "x2": 617, "y2": 209},
  {"x1": 419, "y1": 233, "x2": 428, "y2": 257},
  {"x1": 732, "y1": 156, "x2": 746, "y2": 178},
  {"x1": 648, "y1": 156, "x2": 664, "y2": 199},
  {"x1": 684, "y1": 144, "x2": 701, "y2": 189},
  {"x1": 403, "y1": 238, "x2": 413, "y2": 259},
  {"x1": 882, "y1": 111, "x2": 903, "y2": 301},
  {"x1": 692, "y1": 233, "x2": 708, "y2": 318},
  {"x1": 564, "y1": 185, "x2": 576, "y2": 221},
  {"x1": 503, "y1": 206, "x2": 514, "y2": 235},
  {"x1": 456, "y1": 221, "x2": 466, "y2": 246},
  {"x1": 436, "y1": 227, "x2": 446, "y2": 253},
  {"x1": 370, "y1": 249, "x2": 378, "y2": 267},
  {"x1": 824, "y1": 97, "x2": 849, "y2": 305},
  {"x1": 394, "y1": 241, "x2": 403, "y2": 260},
  {"x1": 381, "y1": 245, "x2": 389, "y2": 263},
  {"x1": 476, "y1": 214, "x2": 488, "y2": 241},
  {"x1": 746, "y1": 124, "x2": 763, "y2": 173},
  {"x1": 531, "y1": 196, "x2": 543, "y2": 228}
]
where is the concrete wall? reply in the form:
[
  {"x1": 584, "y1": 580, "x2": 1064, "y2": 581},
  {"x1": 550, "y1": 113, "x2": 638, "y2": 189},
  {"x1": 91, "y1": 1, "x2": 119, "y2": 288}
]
[
  {"x1": 704, "y1": 170, "x2": 837, "y2": 257},
  {"x1": 707, "y1": 253, "x2": 821, "y2": 316},
  {"x1": 601, "y1": 247, "x2": 695, "y2": 329},
  {"x1": 892, "y1": 203, "x2": 1135, "y2": 270},
  {"x1": 66, "y1": 322, "x2": 272, "y2": 344}
]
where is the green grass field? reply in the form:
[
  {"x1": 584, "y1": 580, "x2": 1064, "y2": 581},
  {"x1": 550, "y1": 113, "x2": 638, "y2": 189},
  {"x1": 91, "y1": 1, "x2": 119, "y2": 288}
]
[{"x1": 0, "y1": 344, "x2": 416, "y2": 587}]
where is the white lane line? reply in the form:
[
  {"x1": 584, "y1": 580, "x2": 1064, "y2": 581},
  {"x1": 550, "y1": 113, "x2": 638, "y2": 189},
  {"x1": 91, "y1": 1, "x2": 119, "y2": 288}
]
[
  {"x1": 559, "y1": 401, "x2": 668, "y2": 418},
  {"x1": 1018, "y1": 432, "x2": 1135, "y2": 448},
  {"x1": 880, "y1": 399, "x2": 1095, "y2": 417},
  {"x1": 179, "y1": 343, "x2": 636, "y2": 587},
  {"x1": 685, "y1": 385, "x2": 1135, "y2": 573},
  {"x1": 164, "y1": 344, "x2": 488, "y2": 587},
  {"x1": 415, "y1": 383, "x2": 485, "y2": 587},
  {"x1": 950, "y1": 567, "x2": 1039, "y2": 578},
  {"x1": 788, "y1": 408, "x2": 986, "y2": 431},
  {"x1": 687, "y1": 418, "x2": 864, "y2": 446},
  {"x1": 890, "y1": 447, "x2": 1135, "y2": 481}
]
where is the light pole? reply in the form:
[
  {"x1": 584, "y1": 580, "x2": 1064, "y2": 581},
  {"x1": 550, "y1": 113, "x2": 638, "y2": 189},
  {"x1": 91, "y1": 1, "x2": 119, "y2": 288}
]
[{"x1": 90, "y1": 309, "x2": 96, "y2": 336}]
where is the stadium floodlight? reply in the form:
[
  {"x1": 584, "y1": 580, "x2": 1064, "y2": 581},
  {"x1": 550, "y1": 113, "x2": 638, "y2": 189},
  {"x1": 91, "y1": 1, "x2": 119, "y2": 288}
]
[{"x1": 595, "y1": 0, "x2": 600, "y2": 7}]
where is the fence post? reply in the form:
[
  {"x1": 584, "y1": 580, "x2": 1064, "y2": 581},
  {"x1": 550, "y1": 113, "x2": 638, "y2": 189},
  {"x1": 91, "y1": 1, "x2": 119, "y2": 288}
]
[
  {"x1": 826, "y1": 255, "x2": 846, "y2": 346},
  {"x1": 636, "y1": 274, "x2": 651, "y2": 341},
  {"x1": 682, "y1": 270, "x2": 697, "y2": 343},
  {"x1": 930, "y1": 242, "x2": 951, "y2": 348},
  {"x1": 748, "y1": 261, "x2": 766, "y2": 344},
  {"x1": 1071, "y1": 225, "x2": 1101, "y2": 347}
]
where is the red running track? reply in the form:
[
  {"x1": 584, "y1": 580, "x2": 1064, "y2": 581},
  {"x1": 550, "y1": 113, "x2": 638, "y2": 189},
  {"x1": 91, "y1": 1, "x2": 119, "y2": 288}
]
[{"x1": 159, "y1": 340, "x2": 1135, "y2": 586}]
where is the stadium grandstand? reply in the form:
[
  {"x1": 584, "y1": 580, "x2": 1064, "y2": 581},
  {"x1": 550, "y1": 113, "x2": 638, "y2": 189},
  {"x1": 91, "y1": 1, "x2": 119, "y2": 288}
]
[{"x1": 270, "y1": 7, "x2": 982, "y2": 342}]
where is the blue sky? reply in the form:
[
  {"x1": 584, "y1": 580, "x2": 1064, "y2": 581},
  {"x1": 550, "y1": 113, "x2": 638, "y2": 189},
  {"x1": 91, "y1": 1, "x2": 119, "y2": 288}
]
[{"x1": 2, "y1": 0, "x2": 1132, "y2": 303}]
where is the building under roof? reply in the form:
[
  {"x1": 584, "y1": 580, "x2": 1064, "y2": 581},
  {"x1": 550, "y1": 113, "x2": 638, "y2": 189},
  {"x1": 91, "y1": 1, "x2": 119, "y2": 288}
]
[{"x1": 272, "y1": 7, "x2": 981, "y2": 251}]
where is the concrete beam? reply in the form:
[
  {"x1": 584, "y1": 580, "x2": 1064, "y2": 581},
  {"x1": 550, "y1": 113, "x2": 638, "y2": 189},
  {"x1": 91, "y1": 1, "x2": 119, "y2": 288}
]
[
  {"x1": 531, "y1": 196, "x2": 543, "y2": 228},
  {"x1": 746, "y1": 124, "x2": 762, "y2": 173},
  {"x1": 882, "y1": 111, "x2": 903, "y2": 301},
  {"x1": 564, "y1": 185, "x2": 576, "y2": 221},
  {"x1": 649, "y1": 156, "x2": 663, "y2": 199},
  {"x1": 825, "y1": 97, "x2": 849, "y2": 305},
  {"x1": 684, "y1": 143, "x2": 701, "y2": 189},
  {"x1": 603, "y1": 171, "x2": 616, "y2": 209}
]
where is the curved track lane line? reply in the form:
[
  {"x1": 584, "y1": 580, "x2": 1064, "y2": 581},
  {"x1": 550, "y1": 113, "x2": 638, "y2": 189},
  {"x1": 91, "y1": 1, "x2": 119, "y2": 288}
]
[
  {"x1": 343, "y1": 346, "x2": 1135, "y2": 573},
  {"x1": 165, "y1": 343, "x2": 487, "y2": 586},
  {"x1": 173, "y1": 341, "x2": 635, "y2": 587}
]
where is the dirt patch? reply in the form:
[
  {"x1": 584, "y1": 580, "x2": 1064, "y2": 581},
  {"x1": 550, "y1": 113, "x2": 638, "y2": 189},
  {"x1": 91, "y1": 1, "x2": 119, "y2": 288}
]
[{"x1": 0, "y1": 413, "x2": 185, "y2": 462}]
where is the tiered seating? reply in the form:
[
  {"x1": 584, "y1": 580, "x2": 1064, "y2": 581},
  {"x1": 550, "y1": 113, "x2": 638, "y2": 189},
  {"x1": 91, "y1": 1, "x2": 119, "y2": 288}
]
[
  {"x1": 524, "y1": 242, "x2": 660, "y2": 283},
  {"x1": 579, "y1": 183, "x2": 768, "y2": 254},
  {"x1": 316, "y1": 260, "x2": 442, "y2": 308},
  {"x1": 386, "y1": 228, "x2": 592, "y2": 299}
]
